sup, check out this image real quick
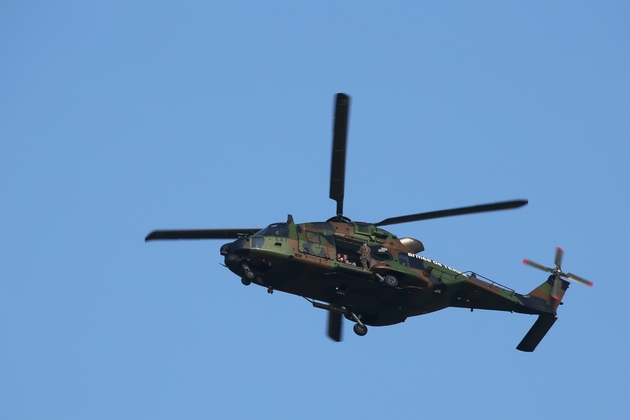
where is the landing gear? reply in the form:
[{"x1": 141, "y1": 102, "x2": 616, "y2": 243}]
[
  {"x1": 348, "y1": 311, "x2": 368, "y2": 337},
  {"x1": 353, "y1": 323, "x2": 368, "y2": 336},
  {"x1": 241, "y1": 263, "x2": 255, "y2": 285},
  {"x1": 375, "y1": 273, "x2": 399, "y2": 287},
  {"x1": 267, "y1": 287, "x2": 274, "y2": 294},
  {"x1": 242, "y1": 263, "x2": 256, "y2": 280},
  {"x1": 311, "y1": 301, "x2": 370, "y2": 340},
  {"x1": 384, "y1": 274, "x2": 399, "y2": 287}
]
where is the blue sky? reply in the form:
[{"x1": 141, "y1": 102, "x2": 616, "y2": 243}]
[{"x1": 1, "y1": 2, "x2": 629, "y2": 418}]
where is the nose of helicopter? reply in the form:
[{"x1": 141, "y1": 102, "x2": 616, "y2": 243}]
[{"x1": 220, "y1": 237, "x2": 250, "y2": 269}]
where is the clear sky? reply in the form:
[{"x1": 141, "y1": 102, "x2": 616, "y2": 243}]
[{"x1": 1, "y1": 2, "x2": 629, "y2": 419}]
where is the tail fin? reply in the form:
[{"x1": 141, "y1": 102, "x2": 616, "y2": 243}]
[
  {"x1": 516, "y1": 275, "x2": 568, "y2": 352},
  {"x1": 527, "y1": 275, "x2": 569, "y2": 311}
]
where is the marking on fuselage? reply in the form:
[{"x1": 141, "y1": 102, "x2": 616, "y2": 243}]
[{"x1": 408, "y1": 253, "x2": 467, "y2": 277}]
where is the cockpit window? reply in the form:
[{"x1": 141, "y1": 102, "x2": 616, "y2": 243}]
[{"x1": 255, "y1": 223, "x2": 288, "y2": 237}]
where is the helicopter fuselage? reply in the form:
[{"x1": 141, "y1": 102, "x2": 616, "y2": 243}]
[{"x1": 219, "y1": 217, "x2": 550, "y2": 327}]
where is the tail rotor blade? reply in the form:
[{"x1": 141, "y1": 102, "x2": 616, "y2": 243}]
[
  {"x1": 554, "y1": 247, "x2": 564, "y2": 269},
  {"x1": 524, "y1": 248, "x2": 594, "y2": 288},
  {"x1": 566, "y1": 272, "x2": 594, "y2": 287},
  {"x1": 523, "y1": 259, "x2": 553, "y2": 273},
  {"x1": 551, "y1": 276, "x2": 563, "y2": 300}
]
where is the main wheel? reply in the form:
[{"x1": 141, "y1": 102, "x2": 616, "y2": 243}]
[
  {"x1": 244, "y1": 268, "x2": 256, "y2": 280},
  {"x1": 353, "y1": 323, "x2": 368, "y2": 336},
  {"x1": 241, "y1": 277, "x2": 252, "y2": 286},
  {"x1": 384, "y1": 274, "x2": 398, "y2": 287}
]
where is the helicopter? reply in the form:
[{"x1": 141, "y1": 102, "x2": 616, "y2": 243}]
[{"x1": 146, "y1": 93, "x2": 592, "y2": 352}]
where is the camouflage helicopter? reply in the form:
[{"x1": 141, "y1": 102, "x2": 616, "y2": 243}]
[{"x1": 146, "y1": 93, "x2": 592, "y2": 352}]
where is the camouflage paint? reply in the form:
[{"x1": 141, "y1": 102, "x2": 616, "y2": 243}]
[{"x1": 221, "y1": 216, "x2": 563, "y2": 334}]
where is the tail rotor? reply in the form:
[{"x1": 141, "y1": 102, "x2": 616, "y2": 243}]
[{"x1": 523, "y1": 247, "x2": 593, "y2": 300}]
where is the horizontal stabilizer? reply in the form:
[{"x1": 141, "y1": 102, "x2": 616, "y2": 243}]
[{"x1": 516, "y1": 314, "x2": 557, "y2": 352}]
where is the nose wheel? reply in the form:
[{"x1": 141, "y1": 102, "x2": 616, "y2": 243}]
[{"x1": 242, "y1": 262, "x2": 256, "y2": 280}]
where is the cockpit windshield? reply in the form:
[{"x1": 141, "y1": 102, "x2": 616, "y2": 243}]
[{"x1": 255, "y1": 223, "x2": 288, "y2": 237}]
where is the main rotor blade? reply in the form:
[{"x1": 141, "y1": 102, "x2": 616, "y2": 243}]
[
  {"x1": 145, "y1": 228, "x2": 261, "y2": 241},
  {"x1": 374, "y1": 199, "x2": 528, "y2": 227},
  {"x1": 329, "y1": 93, "x2": 350, "y2": 218},
  {"x1": 327, "y1": 311, "x2": 343, "y2": 342},
  {"x1": 523, "y1": 259, "x2": 553, "y2": 273},
  {"x1": 566, "y1": 272, "x2": 594, "y2": 287}
]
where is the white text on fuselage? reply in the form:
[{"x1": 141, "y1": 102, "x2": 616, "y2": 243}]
[{"x1": 407, "y1": 253, "x2": 467, "y2": 277}]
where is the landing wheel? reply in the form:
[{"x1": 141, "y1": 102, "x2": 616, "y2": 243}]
[
  {"x1": 353, "y1": 323, "x2": 368, "y2": 336},
  {"x1": 241, "y1": 277, "x2": 251, "y2": 286},
  {"x1": 243, "y1": 268, "x2": 256, "y2": 280},
  {"x1": 384, "y1": 274, "x2": 398, "y2": 287}
]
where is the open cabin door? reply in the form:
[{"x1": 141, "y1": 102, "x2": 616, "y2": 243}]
[{"x1": 332, "y1": 235, "x2": 365, "y2": 267}]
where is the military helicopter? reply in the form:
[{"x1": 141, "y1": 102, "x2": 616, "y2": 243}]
[{"x1": 146, "y1": 93, "x2": 592, "y2": 352}]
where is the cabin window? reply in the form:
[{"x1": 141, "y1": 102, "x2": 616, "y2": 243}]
[
  {"x1": 399, "y1": 252, "x2": 425, "y2": 270},
  {"x1": 354, "y1": 223, "x2": 371, "y2": 234},
  {"x1": 372, "y1": 246, "x2": 391, "y2": 260}
]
